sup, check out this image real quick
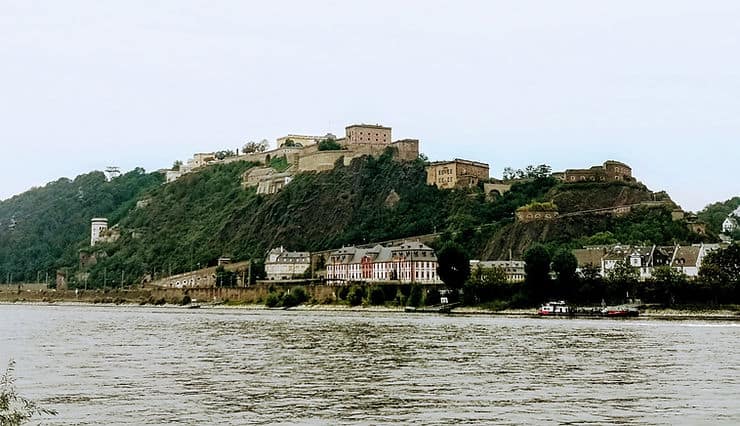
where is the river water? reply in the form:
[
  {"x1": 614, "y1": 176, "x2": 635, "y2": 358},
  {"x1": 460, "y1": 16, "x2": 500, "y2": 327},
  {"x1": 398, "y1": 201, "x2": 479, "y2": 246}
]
[{"x1": 1, "y1": 305, "x2": 738, "y2": 425}]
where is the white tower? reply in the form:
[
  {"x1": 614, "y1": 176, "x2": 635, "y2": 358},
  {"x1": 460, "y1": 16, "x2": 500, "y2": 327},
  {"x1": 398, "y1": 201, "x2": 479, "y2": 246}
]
[{"x1": 91, "y1": 218, "x2": 108, "y2": 246}]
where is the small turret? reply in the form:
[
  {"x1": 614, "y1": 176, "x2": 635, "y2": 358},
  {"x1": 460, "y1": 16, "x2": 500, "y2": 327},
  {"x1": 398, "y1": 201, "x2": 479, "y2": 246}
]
[{"x1": 90, "y1": 218, "x2": 108, "y2": 246}]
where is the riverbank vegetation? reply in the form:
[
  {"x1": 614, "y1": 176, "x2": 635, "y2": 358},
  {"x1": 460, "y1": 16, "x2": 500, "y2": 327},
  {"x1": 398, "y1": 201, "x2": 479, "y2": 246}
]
[
  {"x1": 1, "y1": 360, "x2": 57, "y2": 425},
  {"x1": 456, "y1": 243, "x2": 740, "y2": 309}
]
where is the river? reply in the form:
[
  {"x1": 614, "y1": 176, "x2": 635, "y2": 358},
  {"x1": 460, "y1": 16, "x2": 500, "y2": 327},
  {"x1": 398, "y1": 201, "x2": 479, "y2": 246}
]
[{"x1": 1, "y1": 304, "x2": 738, "y2": 425}]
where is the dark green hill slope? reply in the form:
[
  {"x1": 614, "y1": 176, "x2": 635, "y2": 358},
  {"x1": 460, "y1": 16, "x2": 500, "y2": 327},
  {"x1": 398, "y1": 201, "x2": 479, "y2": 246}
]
[
  {"x1": 89, "y1": 153, "x2": 545, "y2": 284},
  {"x1": 0, "y1": 152, "x2": 708, "y2": 287},
  {"x1": 0, "y1": 169, "x2": 163, "y2": 281}
]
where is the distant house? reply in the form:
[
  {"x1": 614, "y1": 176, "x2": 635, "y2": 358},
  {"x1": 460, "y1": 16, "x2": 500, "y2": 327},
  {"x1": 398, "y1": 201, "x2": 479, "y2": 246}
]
[
  {"x1": 722, "y1": 217, "x2": 738, "y2": 234},
  {"x1": 265, "y1": 247, "x2": 311, "y2": 280},
  {"x1": 574, "y1": 244, "x2": 677, "y2": 280},
  {"x1": 469, "y1": 260, "x2": 525, "y2": 283},
  {"x1": 573, "y1": 247, "x2": 608, "y2": 276},
  {"x1": 326, "y1": 241, "x2": 441, "y2": 284},
  {"x1": 670, "y1": 244, "x2": 720, "y2": 278},
  {"x1": 601, "y1": 245, "x2": 632, "y2": 276}
]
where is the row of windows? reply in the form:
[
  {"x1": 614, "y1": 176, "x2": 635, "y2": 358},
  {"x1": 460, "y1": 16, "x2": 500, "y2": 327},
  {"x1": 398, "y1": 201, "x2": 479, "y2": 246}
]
[
  {"x1": 329, "y1": 264, "x2": 437, "y2": 271},
  {"x1": 328, "y1": 270, "x2": 439, "y2": 281}
]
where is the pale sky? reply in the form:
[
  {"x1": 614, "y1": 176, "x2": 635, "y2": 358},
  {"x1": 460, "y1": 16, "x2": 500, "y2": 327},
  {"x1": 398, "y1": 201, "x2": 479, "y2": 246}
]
[{"x1": 1, "y1": 1, "x2": 738, "y2": 212}]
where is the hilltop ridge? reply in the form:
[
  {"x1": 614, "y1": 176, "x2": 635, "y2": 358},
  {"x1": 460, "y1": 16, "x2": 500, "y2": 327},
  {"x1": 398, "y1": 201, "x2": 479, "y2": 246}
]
[{"x1": 0, "y1": 125, "x2": 711, "y2": 287}]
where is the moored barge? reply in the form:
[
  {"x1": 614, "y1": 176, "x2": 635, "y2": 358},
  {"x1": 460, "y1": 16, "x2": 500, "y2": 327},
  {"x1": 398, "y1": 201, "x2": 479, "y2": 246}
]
[{"x1": 538, "y1": 301, "x2": 639, "y2": 317}]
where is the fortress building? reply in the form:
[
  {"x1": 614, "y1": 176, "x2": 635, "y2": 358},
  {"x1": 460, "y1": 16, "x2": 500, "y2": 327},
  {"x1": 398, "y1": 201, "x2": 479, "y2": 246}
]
[
  {"x1": 426, "y1": 159, "x2": 490, "y2": 189},
  {"x1": 344, "y1": 124, "x2": 392, "y2": 145},
  {"x1": 563, "y1": 160, "x2": 633, "y2": 183},
  {"x1": 90, "y1": 218, "x2": 108, "y2": 246}
]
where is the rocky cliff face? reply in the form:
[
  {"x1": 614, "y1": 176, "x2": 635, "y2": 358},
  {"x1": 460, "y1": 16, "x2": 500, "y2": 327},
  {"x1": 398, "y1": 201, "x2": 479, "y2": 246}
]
[{"x1": 480, "y1": 183, "x2": 689, "y2": 260}]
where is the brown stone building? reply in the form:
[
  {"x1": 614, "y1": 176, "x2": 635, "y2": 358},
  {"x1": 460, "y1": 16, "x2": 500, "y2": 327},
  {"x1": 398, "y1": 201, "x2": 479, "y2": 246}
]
[
  {"x1": 345, "y1": 124, "x2": 392, "y2": 145},
  {"x1": 426, "y1": 159, "x2": 490, "y2": 189},
  {"x1": 563, "y1": 160, "x2": 633, "y2": 183}
]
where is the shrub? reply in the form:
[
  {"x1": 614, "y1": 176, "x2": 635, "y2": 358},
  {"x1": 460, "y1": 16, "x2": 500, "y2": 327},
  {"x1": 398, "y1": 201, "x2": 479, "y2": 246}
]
[
  {"x1": 265, "y1": 292, "x2": 281, "y2": 308},
  {"x1": 368, "y1": 286, "x2": 385, "y2": 305},
  {"x1": 407, "y1": 285, "x2": 422, "y2": 307},
  {"x1": 1, "y1": 360, "x2": 57, "y2": 424},
  {"x1": 424, "y1": 288, "x2": 441, "y2": 305},
  {"x1": 317, "y1": 139, "x2": 342, "y2": 151},
  {"x1": 282, "y1": 286, "x2": 308, "y2": 307},
  {"x1": 337, "y1": 286, "x2": 350, "y2": 300},
  {"x1": 347, "y1": 285, "x2": 365, "y2": 306}
]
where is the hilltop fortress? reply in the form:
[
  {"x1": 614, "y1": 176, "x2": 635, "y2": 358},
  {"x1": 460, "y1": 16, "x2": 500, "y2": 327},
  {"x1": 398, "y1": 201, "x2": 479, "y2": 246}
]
[
  {"x1": 164, "y1": 122, "x2": 642, "y2": 203},
  {"x1": 167, "y1": 123, "x2": 420, "y2": 190}
]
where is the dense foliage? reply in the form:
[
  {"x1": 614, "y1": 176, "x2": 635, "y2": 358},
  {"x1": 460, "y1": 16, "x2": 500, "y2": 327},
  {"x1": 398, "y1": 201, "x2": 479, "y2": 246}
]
[
  {"x1": 317, "y1": 139, "x2": 342, "y2": 151},
  {"x1": 467, "y1": 243, "x2": 740, "y2": 308},
  {"x1": 0, "y1": 151, "x2": 725, "y2": 297},
  {"x1": 435, "y1": 243, "x2": 471, "y2": 291},
  {"x1": 80, "y1": 153, "x2": 527, "y2": 287},
  {"x1": 697, "y1": 196, "x2": 740, "y2": 234},
  {"x1": 0, "y1": 169, "x2": 163, "y2": 283}
]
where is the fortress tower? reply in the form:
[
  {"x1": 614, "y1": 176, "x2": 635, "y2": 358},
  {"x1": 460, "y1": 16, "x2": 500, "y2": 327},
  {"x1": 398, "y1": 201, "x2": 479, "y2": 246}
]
[
  {"x1": 345, "y1": 124, "x2": 391, "y2": 145},
  {"x1": 90, "y1": 218, "x2": 108, "y2": 246}
]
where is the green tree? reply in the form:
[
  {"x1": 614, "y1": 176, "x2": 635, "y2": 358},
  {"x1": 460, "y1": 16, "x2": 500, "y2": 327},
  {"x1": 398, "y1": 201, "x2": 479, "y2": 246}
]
[
  {"x1": 552, "y1": 249, "x2": 578, "y2": 299},
  {"x1": 697, "y1": 197, "x2": 740, "y2": 234},
  {"x1": 465, "y1": 264, "x2": 508, "y2": 303},
  {"x1": 436, "y1": 243, "x2": 470, "y2": 291},
  {"x1": 647, "y1": 265, "x2": 688, "y2": 305},
  {"x1": 523, "y1": 244, "x2": 551, "y2": 301},
  {"x1": 606, "y1": 259, "x2": 639, "y2": 302},
  {"x1": 407, "y1": 284, "x2": 423, "y2": 307},
  {"x1": 368, "y1": 286, "x2": 385, "y2": 305},
  {"x1": 699, "y1": 243, "x2": 740, "y2": 303},
  {"x1": 317, "y1": 139, "x2": 342, "y2": 151},
  {"x1": 347, "y1": 285, "x2": 365, "y2": 306},
  {"x1": 282, "y1": 286, "x2": 308, "y2": 307},
  {"x1": 242, "y1": 140, "x2": 268, "y2": 154}
]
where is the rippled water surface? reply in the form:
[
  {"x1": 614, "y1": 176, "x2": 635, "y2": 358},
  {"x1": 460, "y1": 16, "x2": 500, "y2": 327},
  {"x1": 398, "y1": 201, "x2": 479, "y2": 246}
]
[{"x1": 1, "y1": 305, "x2": 739, "y2": 425}]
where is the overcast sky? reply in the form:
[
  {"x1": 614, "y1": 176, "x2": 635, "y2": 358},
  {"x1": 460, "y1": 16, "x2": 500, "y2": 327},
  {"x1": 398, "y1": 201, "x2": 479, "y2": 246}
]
[{"x1": 1, "y1": 1, "x2": 738, "y2": 211}]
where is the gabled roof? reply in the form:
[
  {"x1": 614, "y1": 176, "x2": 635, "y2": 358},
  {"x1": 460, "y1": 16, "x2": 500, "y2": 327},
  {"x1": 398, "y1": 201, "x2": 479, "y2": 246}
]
[
  {"x1": 329, "y1": 241, "x2": 437, "y2": 264},
  {"x1": 572, "y1": 249, "x2": 605, "y2": 268},
  {"x1": 603, "y1": 245, "x2": 632, "y2": 261},
  {"x1": 671, "y1": 246, "x2": 701, "y2": 267},
  {"x1": 266, "y1": 247, "x2": 310, "y2": 264}
]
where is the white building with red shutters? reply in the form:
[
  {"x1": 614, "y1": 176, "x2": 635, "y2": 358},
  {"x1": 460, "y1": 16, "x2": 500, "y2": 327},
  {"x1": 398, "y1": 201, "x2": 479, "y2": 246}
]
[{"x1": 326, "y1": 241, "x2": 441, "y2": 284}]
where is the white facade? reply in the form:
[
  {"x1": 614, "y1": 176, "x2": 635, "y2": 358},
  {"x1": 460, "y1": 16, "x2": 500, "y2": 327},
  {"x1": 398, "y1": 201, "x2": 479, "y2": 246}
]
[
  {"x1": 670, "y1": 243, "x2": 720, "y2": 278},
  {"x1": 722, "y1": 217, "x2": 737, "y2": 234},
  {"x1": 90, "y1": 218, "x2": 108, "y2": 246},
  {"x1": 265, "y1": 247, "x2": 311, "y2": 280},
  {"x1": 470, "y1": 260, "x2": 526, "y2": 282},
  {"x1": 326, "y1": 242, "x2": 442, "y2": 284}
]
